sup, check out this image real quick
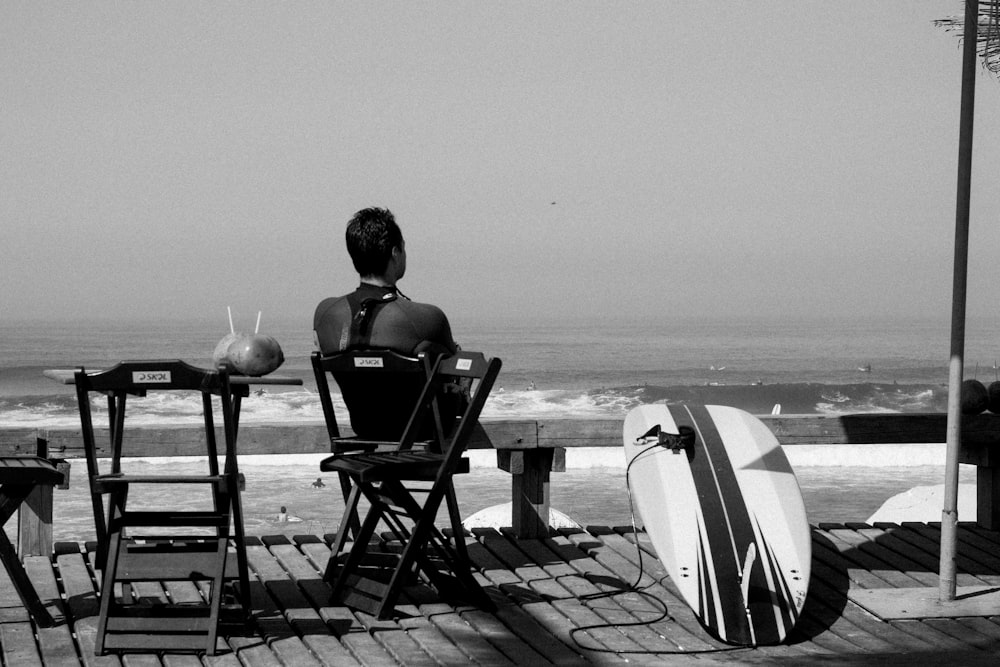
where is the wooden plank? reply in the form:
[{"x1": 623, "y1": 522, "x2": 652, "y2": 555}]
[
  {"x1": 395, "y1": 610, "x2": 484, "y2": 666},
  {"x1": 463, "y1": 532, "x2": 590, "y2": 665},
  {"x1": 851, "y1": 586, "x2": 1000, "y2": 620},
  {"x1": 318, "y1": 605, "x2": 399, "y2": 667},
  {"x1": 474, "y1": 530, "x2": 633, "y2": 660},
  {"x1": 56, "y1": 549, "x2": 123, "y2": 667},
  {"x1": 893, "y1": 617, "x2": 987, "y2": 652},
  {"x1": 571, "y1": 529, "x2": 731, "y2": 652},
  {"x1": 849, "y1": 524, "x2": 984, "y2": 588},
  {"x1": 0, "y1": 621, "x2": 44, "y2": 667},
  {"x1": 814, "y1": 526, "x2": 929, "y2": 589},
  {"x1": 350, "y1": 610, "x2": 439, "y2": 667},
  {"x1": 240, "y1": 543, "x2": 320, "y2": 667},
  {"x1": 454, "y1": 607, "x2": 550, "y2": 665},
  {"x1": 414, "y1": 602, "x2": 518, "y2": 667},
  {"x1": 24, "y1": 556, "x2": 82, "y2": 667},
  {"x1": 263, "y1": 543, "x2": 362, "y2": 667},
  {"x1": 924, "y1": 616, "x2": 1000, "y2": 648},
  {"x1": 18, "y1": 483, "x2": 54, "y2": 558},
  {"x1": 120, "y1": 655, "x2": 165, "y2": 667},
  {"x1": 893, "y1": 523, "x2": 1000, "y2": 583},
  {"x1": 554, "y1": 531, "x2": 723, "y2": 655},
  {"x1": 806, "y1": 548, "x2": 942, "y2": 653},
  {"x1": 265, "y1": 536, "x2": 395, "y2": 667},
  {"x1": 510, "y1": 533, "x2": 690, "y2": 657}
]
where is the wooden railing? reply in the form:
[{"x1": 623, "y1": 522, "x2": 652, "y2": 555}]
[{"x1": 3, "y1": 412, "x2": 1000, "y2": 548}]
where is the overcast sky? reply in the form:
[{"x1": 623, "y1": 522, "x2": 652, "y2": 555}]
[{"x1": 4, "y1": 1, "x2": 1000, "y2": 328}]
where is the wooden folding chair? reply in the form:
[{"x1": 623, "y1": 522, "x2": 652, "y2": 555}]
[
  {"x1": 74, "y1": 360, "x2": 249, "y2": 655},
  {"x1": 312, "y1": 349, "x2": 466, "y2": 563},
  {"x1": 323, "y1": 351, "x2": 501, "y2": 619}
]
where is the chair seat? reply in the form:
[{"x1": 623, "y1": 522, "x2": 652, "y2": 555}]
[
  {"x1": 113, "y1": 538, "x2": 239, "y2": 581},
  {"x1": 327, "y1": 438, "x2": 437, "y2": 456},
  {"x1": 322, "y1": 452, "x2": 470, "y2": 483}
]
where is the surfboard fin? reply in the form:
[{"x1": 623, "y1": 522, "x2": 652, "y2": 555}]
[
  {"x1": 739, "y1": 542, "x2": 757, "y2": 605},
  {"x1": 740, "y1": 542, "x2": 759, "y2": 646}
]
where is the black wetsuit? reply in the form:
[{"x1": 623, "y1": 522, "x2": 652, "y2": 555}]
[
  {"x1": 313, "y1": 283, "x2": 459, "y2": 439},
  {"x1": 313, "y1": 283, "x2": 457, "y2": 356}
]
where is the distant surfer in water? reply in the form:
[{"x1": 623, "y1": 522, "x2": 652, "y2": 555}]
[
  {"x1": 311, "y1": 477, "x2": 325, "y2": 489},
  {"x1": 276, "y1": 506, "x2": 302, "y2": 522}
]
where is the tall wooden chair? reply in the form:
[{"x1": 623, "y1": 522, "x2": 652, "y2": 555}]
[
  {"x1": 74, "y1": 360, "x2": 248, "y2": 655},
  {"x1": 312, "y1": 349, "x2": 466, "y2": 561},
  {"x1": 323, "y1": 351, "x2": 501, "y2": 619}
]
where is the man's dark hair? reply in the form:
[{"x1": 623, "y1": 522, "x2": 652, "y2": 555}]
[{"x1": 345, "y1": 207, "x2": 404, "y2": 276}]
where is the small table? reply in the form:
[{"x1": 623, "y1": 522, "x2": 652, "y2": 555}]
[{"x1": 0, "y1": 457, "x2": 65, "y2": 626}]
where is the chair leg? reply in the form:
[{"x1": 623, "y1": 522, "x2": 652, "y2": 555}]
[
  {"x1": 226, "y1": 482, "x2": 251, "y2": 614},
  {"x1": 337, "y1": 471, "x2": 362, "y2": 540},
  {"x1": 95, "y1": 493, "x2": 127, "y2": 656},
  {"x1": 330, "y1": 499, "x2": 383, "y2": 598},
  {"x1": 375, "y1": 484, "x2": 492, "y2": 619},
  {"x1": 444, "y1": 482, "x2": 468, "y2": 562},
  {"x1": 203, "y1": 529, "x2": 230, "y2": 655},
  {"x1": 325, "y1": 483, "x2": 363, "y2": 582}
]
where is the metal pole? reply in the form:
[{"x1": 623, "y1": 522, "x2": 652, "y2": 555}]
[{"x1": 940, "y1": 0, "x2": 978, "y2": 603}]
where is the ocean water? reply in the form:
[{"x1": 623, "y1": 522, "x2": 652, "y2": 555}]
[{"x1": 0, "y1": 314, "x2": 996, "y2": 539}]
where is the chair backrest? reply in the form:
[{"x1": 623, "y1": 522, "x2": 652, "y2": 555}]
[
  {"x1": 74, "y1": 359, "x2": 225, "y2": 395},
  {"x1": 73, "y1": 359, "x2": 238, "y2": 550},
  {"x1": 311, "y1": 349, "x2": 435, "y2": 446},
  {"x1": 74, "y1": 359, "x2": 237, "y2": 468},
  {"x1": 423, "y1": 351, "x2": 502, "y2": 474}
]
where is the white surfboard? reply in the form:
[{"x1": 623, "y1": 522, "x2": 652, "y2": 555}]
[{"x1": 623, "y1": 403, "x2": 811, "y2": 646}]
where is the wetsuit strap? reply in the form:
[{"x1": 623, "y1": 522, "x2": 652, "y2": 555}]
[{"x1": 347, "y1": 291, "x2": 398, "y2": 348}]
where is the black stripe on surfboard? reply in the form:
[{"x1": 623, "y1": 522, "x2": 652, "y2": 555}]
[
  {"x1": 755, "y1": 515, "x2": 800, "y2": 632},
  {"x1": 668, "y1": 404, "x2": 782, "y2": 645}
]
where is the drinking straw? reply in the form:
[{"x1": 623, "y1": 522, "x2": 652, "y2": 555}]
[
  {"x1": 228, "y1": 306, "x2": 234, "y2": 334},
  {"x1": 255, "y1": 311, "x2": 261, "y2": 334}
]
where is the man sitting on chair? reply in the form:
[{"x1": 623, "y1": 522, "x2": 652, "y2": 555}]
[{"x1": 314, "y1": 207, "x2": 460, "y2": 439}]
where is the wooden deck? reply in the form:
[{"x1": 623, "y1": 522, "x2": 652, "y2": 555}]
[{"x1": 5, "y1": 522, "x2": 1000, "y2": 666}]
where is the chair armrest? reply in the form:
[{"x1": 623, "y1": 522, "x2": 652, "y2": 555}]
[{"x1": 330, "y1": 438, "x2": 436, "y2": 454}]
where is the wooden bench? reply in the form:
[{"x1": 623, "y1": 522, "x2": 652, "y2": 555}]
[
  {"x1": 0, "y1": 442, "x2": 66, "y2": 625},
  {"x1": 11, "y1": 438, "x2": 69, "y2": 558}
]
